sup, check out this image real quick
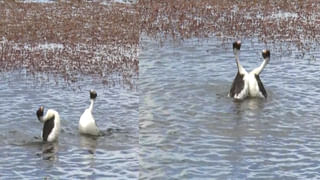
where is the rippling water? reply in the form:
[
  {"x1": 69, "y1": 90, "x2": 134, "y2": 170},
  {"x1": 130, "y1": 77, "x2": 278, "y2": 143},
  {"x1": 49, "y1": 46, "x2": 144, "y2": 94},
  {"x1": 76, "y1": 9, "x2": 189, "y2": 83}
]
[
  {"x1": 0, "y1": 73, "x2": 138, "y2": 179},
  {"x1": 139, "y1": 36, "x2": 320, "y2": 179}
]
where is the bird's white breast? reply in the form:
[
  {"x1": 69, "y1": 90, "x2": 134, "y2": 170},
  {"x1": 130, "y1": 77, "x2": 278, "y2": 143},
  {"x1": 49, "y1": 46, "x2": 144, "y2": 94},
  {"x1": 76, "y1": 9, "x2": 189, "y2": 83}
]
[
  {"x1": 79, "y1": 109, "x2": 99, "y2": 135},
  {"x1": 246, "y1": 73, "x2": 264, "y2": 98}
]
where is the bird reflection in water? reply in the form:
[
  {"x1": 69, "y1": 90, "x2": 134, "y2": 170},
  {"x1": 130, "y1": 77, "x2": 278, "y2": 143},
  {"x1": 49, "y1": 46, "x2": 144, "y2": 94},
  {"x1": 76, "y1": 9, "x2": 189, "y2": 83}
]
[
  {"x1": 80, "y1": 135, "x2": 98, "y2": 155},
  {"x1": 232, "y1": 98, "x2": 266, "y2": 117},
  {"x1": 41, "y1": 141, "x2": 59, "y2": 161}
]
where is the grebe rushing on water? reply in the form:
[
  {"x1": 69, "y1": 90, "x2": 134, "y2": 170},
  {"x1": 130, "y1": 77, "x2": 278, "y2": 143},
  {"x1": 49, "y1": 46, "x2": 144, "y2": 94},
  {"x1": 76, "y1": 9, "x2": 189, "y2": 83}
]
[
  {"x1": 229, "y1": 41, "x2": 270, "y2": 100},
  {"x1": 79, "y1": 90, "x2": 100, "y2": 136},
  {"x1": 36, "y1": 106, "x2": 61, "y2": 142}
]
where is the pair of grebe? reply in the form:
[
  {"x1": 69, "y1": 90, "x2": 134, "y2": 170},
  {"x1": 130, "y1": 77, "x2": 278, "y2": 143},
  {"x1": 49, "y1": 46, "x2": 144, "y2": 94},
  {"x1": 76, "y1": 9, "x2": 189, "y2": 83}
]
[
  {"x1": 35, "y1": 41, "x2": 270, "y2": 142},
  {"x1": 36, "y1": 90, "x2": 100, "y2": 142},
  {"x1": 229, "y1": 41, "x2": 270, "y2": 100}
]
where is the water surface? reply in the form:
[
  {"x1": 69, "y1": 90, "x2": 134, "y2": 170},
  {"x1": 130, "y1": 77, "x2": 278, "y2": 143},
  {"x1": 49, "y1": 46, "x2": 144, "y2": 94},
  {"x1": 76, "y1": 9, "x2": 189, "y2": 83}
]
[
  {"x1": 0, "y1": 73, "x2": 138, "y2": 179},
  {"x1": 139, "y1": 36, "x2": 320, "y2": 179}
]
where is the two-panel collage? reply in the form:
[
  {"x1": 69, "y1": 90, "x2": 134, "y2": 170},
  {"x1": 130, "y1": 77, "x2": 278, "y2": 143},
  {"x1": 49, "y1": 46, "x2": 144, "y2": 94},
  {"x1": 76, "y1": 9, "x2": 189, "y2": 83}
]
[{"x1": 1, "y1": 0, "x2": 320, "y2": 179}]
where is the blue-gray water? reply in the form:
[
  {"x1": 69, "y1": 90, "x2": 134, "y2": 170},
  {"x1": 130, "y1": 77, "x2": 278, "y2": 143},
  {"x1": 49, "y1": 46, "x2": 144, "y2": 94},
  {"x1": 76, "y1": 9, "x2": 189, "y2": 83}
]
[
  {"x1": 139, "y1": 36, "x2": 320, "y2": 179},
  {"x1": 0, "y1": 73, "x2": 138, "y2": 179}
]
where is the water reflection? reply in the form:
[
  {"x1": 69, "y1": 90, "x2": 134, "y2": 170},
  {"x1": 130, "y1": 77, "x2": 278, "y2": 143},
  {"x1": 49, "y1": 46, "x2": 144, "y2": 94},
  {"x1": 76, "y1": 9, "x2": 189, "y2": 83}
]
[
  {"x1": 42, "y1": 141, "x2": 59, "y2": 161},
  {"x1": 79, "y1": 135, "x2": 98, "y2": 155},
  {"x1": 231, "y1": 98, "x2": 266, "y2": 115}
]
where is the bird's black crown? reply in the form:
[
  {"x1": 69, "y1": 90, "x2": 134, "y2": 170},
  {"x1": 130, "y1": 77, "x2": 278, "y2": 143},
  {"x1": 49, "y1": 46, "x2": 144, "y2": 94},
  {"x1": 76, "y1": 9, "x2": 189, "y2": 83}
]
[
  {"x1": 36, "y1": 106, "x2": 44, "y2": 119},
  {"x1": 90, "y1": 90, "x2": 97, "y2": 99},
  {"x1": 233, "y1": 41, "x2": 241, "y2": 50},
  {"x1": 262, "y1": 50, "x2": 270, "y2": 59}
]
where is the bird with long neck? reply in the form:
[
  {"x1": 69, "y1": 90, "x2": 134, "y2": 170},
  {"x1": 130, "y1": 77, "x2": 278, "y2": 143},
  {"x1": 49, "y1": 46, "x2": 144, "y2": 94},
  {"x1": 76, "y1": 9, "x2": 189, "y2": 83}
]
[
  {"x1": 229, "y1": 41, "x2": 270, "y2": 100},
  {"x1": 251, "y1": 49, "x2": 270, "y2": 75},
  {"x1": 79, "y1": 90, "x2": 100, "y2": 136},
  {"x1": 36, "y1": 106, "x2": 61, "y2": 142},
  {"x1": 233, "y1": 41, "x2": 247, "y2": 75}
]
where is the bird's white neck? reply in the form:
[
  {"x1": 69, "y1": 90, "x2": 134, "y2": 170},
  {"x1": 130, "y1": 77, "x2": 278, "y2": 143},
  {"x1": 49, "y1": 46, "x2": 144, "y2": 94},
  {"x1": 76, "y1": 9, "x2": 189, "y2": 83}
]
[
  {"x1": 251, "y1": 57, "x2": 269, "y2": 75},
  {"x1": 39, "y1": 110, "x2": 56, "y2": 123},
  {"x1": 234, "y1": 49, "x2": 246, "y2": 74},
  {"x1": 88, "y1": 99, "x2": 95, "y2": 112}
]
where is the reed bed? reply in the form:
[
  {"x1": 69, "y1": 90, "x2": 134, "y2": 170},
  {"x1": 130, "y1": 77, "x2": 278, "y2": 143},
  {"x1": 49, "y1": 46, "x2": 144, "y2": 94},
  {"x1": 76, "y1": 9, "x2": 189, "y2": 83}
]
[
  {"x1": 138, "y1": 0, "x2": 320, "y2": 51},
  {"x1": 0, "y1": 0, "x2": 319, "y2": 87},
  {"x1": 0, "y1": 1, "x2": 139, "y2": 87}
]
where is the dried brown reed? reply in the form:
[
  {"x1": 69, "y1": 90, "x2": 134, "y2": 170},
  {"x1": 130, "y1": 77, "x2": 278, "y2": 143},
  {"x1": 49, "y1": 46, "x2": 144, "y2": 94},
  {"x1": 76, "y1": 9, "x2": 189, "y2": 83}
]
[
  {"x1": 0, "y1": 1, "x2": 139, "y2": 87},
  {"x1": 137, "y1": 0, "x2": 320, "y2": 51},
  {"x1": 0, "y1": 0, "x2": 319, "y2": 87}
]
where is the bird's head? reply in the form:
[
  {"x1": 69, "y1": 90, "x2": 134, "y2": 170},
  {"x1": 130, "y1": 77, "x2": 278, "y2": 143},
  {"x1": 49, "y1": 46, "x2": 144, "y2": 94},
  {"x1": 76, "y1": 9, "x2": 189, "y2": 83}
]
[
  {"x1": 262, "y1": 49, "x2": 270, "y2": 62},
  {"x1": 90, "y1": 90, "x2": 97, "y2": 100},
  {"x1": 233, "y1": 41, "x2": 241, "y2": 56},
  {"x1": 36, "y1": 106, "x2": 44, "y2": 120}
]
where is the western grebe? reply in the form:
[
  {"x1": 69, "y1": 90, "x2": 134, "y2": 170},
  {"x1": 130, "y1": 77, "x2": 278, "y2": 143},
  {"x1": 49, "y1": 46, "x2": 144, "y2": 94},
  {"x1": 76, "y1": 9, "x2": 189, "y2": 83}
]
[
  {"x1": 79, "y1": 90, "x2": 100, "y2": 136},
  {"x1": 36, "y1": 106, "x2": 61, "y2": 142},
  {"x1": 229, "y1": 41, "x2": 270, "y2": 100}
]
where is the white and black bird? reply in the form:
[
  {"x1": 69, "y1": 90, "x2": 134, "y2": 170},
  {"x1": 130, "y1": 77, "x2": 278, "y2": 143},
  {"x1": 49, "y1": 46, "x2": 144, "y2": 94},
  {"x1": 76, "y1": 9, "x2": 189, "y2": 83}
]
[
  {"x1": 36, "y1": 106, "x2": 61, "y2": 142},
  {"x1": 79, "y1": 90, "x2": 100, "y2": 136},
  {"x1": 229, "y1": 41, "x2": 270, "y2": 100}
]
